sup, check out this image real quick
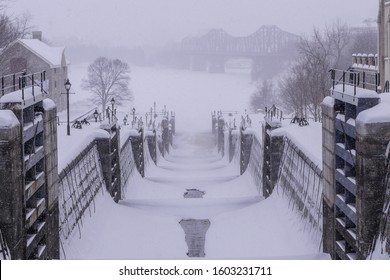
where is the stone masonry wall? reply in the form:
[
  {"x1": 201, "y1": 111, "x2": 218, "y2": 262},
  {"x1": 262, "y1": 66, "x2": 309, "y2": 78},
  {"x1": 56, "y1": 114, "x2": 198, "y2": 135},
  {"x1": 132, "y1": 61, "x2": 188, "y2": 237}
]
[
  {"x1": 43, "y1": 102, "x2": 59, "y2": 259},
  {"x1": 321, "y1": 99, "x2": 336, "y2": 256},
  {"x1": 356, "y1": 121, "x2": 390, "y2": 259},
  {"x1": 0, "y1": 111, "x2": 24, "y2": 259}
]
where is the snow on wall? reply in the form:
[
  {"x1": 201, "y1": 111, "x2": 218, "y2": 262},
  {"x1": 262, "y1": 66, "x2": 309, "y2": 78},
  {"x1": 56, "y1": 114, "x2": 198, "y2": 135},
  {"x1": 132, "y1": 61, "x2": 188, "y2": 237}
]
[
  {"x1": 58, "y1": 141, "x2": 105, "y2": 244},
  {"x1": 276, "y1": 137, "x2": 323, "y2": 243}
]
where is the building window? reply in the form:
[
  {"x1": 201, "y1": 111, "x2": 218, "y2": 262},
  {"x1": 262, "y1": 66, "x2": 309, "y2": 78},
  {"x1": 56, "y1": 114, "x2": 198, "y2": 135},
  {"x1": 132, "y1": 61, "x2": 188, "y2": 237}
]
[{"x1": 54, "y1": 81, "x2": 57, "y2": 89}]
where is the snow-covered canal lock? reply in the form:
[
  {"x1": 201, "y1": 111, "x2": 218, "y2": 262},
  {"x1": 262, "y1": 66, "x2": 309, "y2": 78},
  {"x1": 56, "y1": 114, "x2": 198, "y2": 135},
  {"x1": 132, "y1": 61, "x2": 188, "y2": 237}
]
[
  {"x1": 60, "y1": 129, "x2": 327, "y2": 259},
  {"x1": 58, "y1": 66, "x2": 328, "y2": 259}
]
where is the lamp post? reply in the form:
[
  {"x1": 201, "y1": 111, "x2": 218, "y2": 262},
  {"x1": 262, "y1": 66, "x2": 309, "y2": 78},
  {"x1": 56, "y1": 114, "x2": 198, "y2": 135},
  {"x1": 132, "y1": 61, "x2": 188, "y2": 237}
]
[
  {"x1": 132, "y1": 107, "x2": 136, "y2": 124},
  {"x1": 111, "y1": 97, "x2": 115, "y2": 123},
  {"x1": 93, "y1": 109, "x2": 99, "y2": 122},
  {"x1": 64, "y1": 79, "x2": 72, "y2": 135}
]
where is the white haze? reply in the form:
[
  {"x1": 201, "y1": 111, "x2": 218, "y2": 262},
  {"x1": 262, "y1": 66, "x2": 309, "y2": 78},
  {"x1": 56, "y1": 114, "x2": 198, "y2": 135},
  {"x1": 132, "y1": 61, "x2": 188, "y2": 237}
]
[{"x1": 9, "y1": 0, "x2": 377, "y2": 47}]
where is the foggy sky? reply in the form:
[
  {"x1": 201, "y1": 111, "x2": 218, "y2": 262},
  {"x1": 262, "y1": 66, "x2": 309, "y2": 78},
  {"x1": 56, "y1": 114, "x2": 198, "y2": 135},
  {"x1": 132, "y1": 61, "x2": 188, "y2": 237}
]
[{"x1": 9, "y1": 0, "x2": 378, "y2": 47}]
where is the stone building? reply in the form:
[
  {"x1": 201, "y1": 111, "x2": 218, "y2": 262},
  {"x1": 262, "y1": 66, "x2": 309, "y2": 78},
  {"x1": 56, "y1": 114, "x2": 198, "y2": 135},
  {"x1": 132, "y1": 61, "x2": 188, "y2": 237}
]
[
  {"x1": 0, "y1": 32, "x2": 69, "y2": 112},
  {"x1": 378, "y1": 0, "x2": 390, "y2": 90}
]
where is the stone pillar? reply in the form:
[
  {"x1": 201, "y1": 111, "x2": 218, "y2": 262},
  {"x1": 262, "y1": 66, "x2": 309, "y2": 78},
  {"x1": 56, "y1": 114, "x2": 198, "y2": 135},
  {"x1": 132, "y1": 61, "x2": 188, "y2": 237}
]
[
  {"x1": 262, "y1": 119, "x2": 282, "y2": 197},
  {"x1": 42, "y1": 100, "x2": 59, "y2": 259},
  {"x1": 228, "y1": 129, "x2": 237, "y2": 163},
  {"x1": 170, "y1": 115, "x2": 175, "y2": 135},
  {"x1": 146, "y1": 130, "x2": 157, "y2": 165},
  {"x1": 97, "y1": 123, "x2": 122, "y2": 201},
  {"x1": 130, "y1": 128, "x2": 145, "y2": 178},
  {"x1": 378, "y1": 0, "x2": 386, "y2": 90},
  {"x1": 355, "y1": 119, "x2": 390, "y2": 259},
  {"x1": 162, "y1": 118, "x2": 169, "y2": 154},
  {"x1": 240, "y1": 127, "x2": 253, "y2": 175},
  {"x1": 386, "y1": 212, "x2": 390, "y2": 254},
  {"x1": 217, "y1": 117, "x2": 225, "y2": 156},
  {"x1": 212, "y1": 113, "x2": 217, "y2": 134},
  {"x1": 270, "y1": 135, "x2": 284, "y2": 191},
  {"x1": 0, "y1": 110, "x2": 24, "y2": 259},
  {"x1": 321, "y1": 97, "x2": 336, "y2": 256}
]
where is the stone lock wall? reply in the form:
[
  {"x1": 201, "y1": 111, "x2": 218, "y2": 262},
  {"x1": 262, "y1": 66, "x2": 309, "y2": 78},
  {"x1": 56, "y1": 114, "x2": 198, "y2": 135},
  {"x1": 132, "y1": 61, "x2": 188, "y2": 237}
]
[
  {"x1": 97, "y1": 123, "x2": 122, "y2": 201},
  {"x1": 0, "y1": 111, "x2": 24, "y2": 259},
  {"x1": 321, "y1": 98, "x2": 336, "y2": 256},
  {"x1": 355, "y1": 120, "x2": 390, "y2": 258}
]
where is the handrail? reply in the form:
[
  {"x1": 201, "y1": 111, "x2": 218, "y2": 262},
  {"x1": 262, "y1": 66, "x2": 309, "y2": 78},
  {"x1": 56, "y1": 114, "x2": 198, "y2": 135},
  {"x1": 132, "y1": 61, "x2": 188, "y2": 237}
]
[
  {"x1": 330, "y1": 68, "x2": 380, "y2": 94},
  {"x1": 1, "y1": 70, "x2": 48, "y2": 101},
  {"x1": 265, "y1": 104, "x2": 283, "y2": 121}
]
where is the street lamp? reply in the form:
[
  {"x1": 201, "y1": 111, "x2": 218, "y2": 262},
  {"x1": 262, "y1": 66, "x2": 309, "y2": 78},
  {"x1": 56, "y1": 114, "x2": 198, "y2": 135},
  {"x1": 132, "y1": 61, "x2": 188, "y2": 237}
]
[
  {"x1": 64, "y1": 79, "x2": 72, "y2": 135},
  {"x1": 93, "y1": 109, "x2": 99, "y2": 122},
  {"x1": 111, "y1": 97, "x2": 115, "y2": 123},
  {"x1": 132, "y1": 107, "x2": 136, "y2": 123}
]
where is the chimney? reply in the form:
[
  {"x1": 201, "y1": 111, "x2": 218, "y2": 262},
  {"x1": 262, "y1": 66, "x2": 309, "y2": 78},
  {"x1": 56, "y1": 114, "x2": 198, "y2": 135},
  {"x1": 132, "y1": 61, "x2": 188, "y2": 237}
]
[{"x1": 32, "y1": 31, "x2": 42, "y2": 41}]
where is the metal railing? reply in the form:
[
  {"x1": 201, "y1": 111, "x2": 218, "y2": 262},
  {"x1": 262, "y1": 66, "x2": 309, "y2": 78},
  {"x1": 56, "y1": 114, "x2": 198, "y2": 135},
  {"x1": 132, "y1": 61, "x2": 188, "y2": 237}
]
[
  {"x1": 329, "y1": 68, "x2": 380, "y2": 94},
  {"x1": 265, "y1": 105, "x2": 283, "y2": 122},
  {"x1": 1, "y1": 70, "x2": 48, "y2": 102}
]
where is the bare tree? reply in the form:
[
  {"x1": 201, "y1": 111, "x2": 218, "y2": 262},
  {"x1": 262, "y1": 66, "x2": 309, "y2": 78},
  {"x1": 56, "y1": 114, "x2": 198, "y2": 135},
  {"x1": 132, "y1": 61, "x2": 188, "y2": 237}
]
[
  {"x1": 250, "y1": 79, "x2": 278, "y2": 112},
  {"x1": 279, "y1": 63, "x2": 308, "y2": 118},
  {"x1": 0, "y1": 1, "x2": 31, "y2": 50},
  {"x1": 280, "y1": 21, "x2": 351, "y2": 121},
  {"x1": 82, "y1": 57, "x2": 133, "y2": 117},
  {"x1": 349, "y1": 26, "x2": 377, "y2": 55},
  {"x1": 0, "y1": 3, "x2": 31, "y2": 71}
]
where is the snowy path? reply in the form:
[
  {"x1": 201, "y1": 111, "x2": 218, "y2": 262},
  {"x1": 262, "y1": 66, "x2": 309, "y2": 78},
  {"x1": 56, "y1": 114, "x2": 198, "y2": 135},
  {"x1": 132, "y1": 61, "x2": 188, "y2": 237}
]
[{"x1": 63, "y1": 131, "x2": 327, "y2": 260}]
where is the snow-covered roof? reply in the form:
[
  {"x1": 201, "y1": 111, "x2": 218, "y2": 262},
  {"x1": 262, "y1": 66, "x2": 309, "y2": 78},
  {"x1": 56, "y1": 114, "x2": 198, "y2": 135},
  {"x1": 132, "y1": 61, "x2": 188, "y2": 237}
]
[{"x1": 17, "y1": 39, "x2": 65, "y2": 68}]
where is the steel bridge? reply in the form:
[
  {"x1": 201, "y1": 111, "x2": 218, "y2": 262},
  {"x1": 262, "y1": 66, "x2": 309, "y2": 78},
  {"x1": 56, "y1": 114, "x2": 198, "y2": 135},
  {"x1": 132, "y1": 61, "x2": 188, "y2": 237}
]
[
  {"x1": 181, "y1": 25, "x2": 300, "y2": 57},
  {"x1": 176, "y1": 25, "x2": 300, "y2": 75}
]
